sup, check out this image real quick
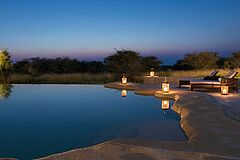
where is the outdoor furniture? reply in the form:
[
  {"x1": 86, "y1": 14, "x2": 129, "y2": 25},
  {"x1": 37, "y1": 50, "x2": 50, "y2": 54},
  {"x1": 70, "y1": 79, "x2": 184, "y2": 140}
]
[
  {"x1": 179, "y1": 70, "x2": 219, "y2": 88},
  {"x1": 179, "y1": 80, "x2": 190, "y2": 88},
  {"x1": 190, "y1": 79, "x2": 222, "y2": 90},
  {"x1": 190, "y1": 71, "x2": 238, "y2": 92},
  {"x1": 203, "y1": 70, "x2": 220, "y2": 80}
]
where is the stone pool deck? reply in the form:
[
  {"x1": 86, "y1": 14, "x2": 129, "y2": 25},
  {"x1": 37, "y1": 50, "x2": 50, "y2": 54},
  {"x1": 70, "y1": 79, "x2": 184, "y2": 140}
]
[{"x1": 38, "y1": 83, "x2": 240, "y2": 160}]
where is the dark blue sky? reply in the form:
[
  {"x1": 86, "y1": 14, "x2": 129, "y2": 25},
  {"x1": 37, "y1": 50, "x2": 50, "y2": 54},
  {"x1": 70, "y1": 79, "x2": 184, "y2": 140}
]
[{"x1": 0, "y1": 0, "x2": 240, "y2": 64}]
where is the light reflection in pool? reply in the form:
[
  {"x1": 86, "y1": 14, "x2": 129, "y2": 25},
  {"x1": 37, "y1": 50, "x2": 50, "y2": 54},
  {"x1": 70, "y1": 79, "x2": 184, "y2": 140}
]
[{"x1": 0, "y1": 85, "x2": 187, "y2": 159}]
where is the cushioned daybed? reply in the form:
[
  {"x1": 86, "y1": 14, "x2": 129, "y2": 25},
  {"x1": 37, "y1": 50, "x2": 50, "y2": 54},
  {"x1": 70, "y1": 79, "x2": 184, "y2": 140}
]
[
  {"x1": 190, "y1": 71, "x2": 238, "y2": 92},
  {"x1": 179, "y1": 70, "x2": 219, "y2": 88}
]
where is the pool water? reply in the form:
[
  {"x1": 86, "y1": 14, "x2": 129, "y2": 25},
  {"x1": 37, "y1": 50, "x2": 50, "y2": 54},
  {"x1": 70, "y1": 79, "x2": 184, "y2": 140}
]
[{"x1": 0, "y1": 85, "x2": 186, "y2": 159}]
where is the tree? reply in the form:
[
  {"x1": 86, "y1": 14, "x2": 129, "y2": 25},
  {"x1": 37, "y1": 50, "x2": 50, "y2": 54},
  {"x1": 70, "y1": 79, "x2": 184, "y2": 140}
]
[
  {"x1": 14, "y1": 57, "x2": 105, "y2": 74},
  {"x1": 104, "y1": 49, "x2": 142, "y2": 75},
  {"x1": 174, "y1": 52, "x2": 219, "y2": 70},
  {"x1": 229, "y1": 52, "x2": 240, "y2": 68},
  {"x1": 0, "y1": 84, "x2": 13, "y2": 99},
  {"x1": 173, "y1": 60, "x2": 192, "y2": 70},
  {"x1": 86, "y1": 61, "x2": 105, "y2": 73},
  {"x1": 14, "y1": 59, "x2": 31, "y2": 74},
  {"x1": 141, "y1": 56, "x2": 162, "y2": 72},
  {"x1": 0, "y1": 50, "x2": 13, "y2": 82},
  {"x1": 217, "y1": 57, "x2": 231, "y2": 69}
]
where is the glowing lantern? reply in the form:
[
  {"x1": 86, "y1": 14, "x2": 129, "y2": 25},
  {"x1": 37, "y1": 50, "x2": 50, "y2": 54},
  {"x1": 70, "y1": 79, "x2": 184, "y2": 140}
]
[
  {"x1": 121, "y1": 90, "x2": 127, "y2": 97},
  {"x1": 122, "y1": 73, "x2": 127, "y2": 84},
  {"x1": 150, "y1": 68, "x2": 154, "y2": 77},
  {"x1": 221, "y1": 85, "x2": 229, "y2": 95},
  {"x1": 161, "y1": 99, "x2": 170, "y2": 110},
  {"x1": 162, "y1": 77, "x2": 169, "y2": 93}
]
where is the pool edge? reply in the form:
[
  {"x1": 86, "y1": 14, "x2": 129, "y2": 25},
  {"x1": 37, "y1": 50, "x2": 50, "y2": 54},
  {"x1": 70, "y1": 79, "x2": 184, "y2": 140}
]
[{"x1": 36, "y1": 87, "x2": 240, "y2": 160}]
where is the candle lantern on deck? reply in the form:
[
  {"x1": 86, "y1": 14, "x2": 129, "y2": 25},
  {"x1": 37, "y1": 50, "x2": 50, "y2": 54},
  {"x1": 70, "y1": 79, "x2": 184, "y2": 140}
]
[
  {"x1": 162, "y1": 77, "x2": 170, "y2": 93},
  {"x1": 221, "y1": 85, "x2": 229, "y2": 95},
  {"x1": 161, "y1": 99, "x2": 170, "y2": 110},
  {"x1": 150, "y1": 68, "x2": 155, "y2": 77},
  {"x1": 121, "y1": 90, "x2": 127, "y2": 97},
  {"x1": 122, "y1": 73, "x2": 127, "y2": 84}
]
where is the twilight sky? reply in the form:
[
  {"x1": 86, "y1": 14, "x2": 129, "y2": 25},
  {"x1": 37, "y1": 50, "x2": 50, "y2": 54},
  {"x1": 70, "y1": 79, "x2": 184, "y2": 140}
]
[{"x1": 0, "y1": 0, "x2": 240, "y2": 64}]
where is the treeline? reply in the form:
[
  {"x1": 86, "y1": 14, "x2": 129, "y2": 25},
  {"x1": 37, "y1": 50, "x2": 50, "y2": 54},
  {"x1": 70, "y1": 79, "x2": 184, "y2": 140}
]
[
  {"x1": 12, "y1": 50, "x2": 240, "y2": 75},
  {"x1": 13, "y1": 49, "x2": 162, "y2": 75},
  {"x1": 14, "y1": 57, "x2": 105, "y2": 75},
  {"x1": 173, "y1": 51, "x2": 240, "y2": 70}
]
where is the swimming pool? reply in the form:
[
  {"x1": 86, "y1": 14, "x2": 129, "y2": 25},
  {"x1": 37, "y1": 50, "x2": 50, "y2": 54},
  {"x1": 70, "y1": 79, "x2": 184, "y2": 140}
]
[{"x1": 0, "y1": 84, "x2": 186, "y2": 159}]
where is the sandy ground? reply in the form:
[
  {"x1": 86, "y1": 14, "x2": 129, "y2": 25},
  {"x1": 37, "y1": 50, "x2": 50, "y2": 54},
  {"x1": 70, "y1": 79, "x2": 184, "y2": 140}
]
[{"x1": 209, "y1": 93, "x2": 240, "y2": 122}]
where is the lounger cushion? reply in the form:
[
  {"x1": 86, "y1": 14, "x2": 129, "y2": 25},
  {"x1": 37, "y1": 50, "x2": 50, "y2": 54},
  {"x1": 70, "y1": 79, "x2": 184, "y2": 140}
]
[
  {"x1": 224, "y1": 71, "x2": 238, "y2": 79},
  {"x1": 203, "y1": 76, "x2": 220, "y2": 80},
  {"x1": 209, "y1": 70, "x2": 219, "y2": 77},
  {"x1": 190, "y1": 79, "x2": 221, "y2": 85}
]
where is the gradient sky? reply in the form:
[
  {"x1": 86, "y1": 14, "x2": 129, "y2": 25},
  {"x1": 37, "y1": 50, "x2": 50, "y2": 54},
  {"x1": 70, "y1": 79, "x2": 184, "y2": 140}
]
[{"x1": 0, "y1": 0, "x2": 240, "y2": 64}]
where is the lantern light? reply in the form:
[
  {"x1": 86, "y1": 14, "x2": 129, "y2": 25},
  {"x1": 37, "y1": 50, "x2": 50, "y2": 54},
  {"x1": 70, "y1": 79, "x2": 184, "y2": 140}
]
[
  {"x1": 162, "y1": 77, "x2": 169, "y2": 93},
  {"x1": 122, "y1": 73, "x2": 127, "y2": 84},
  {"x1": 161, "y1": 99, "x2": 170, "y2": 110},
  {"x1": 221, "y1": 85, "x2": 229, "y2": 95},
  {"x1": 150, "y1": 68, "x2": 154, "y2": 77},
  {"x1": 121, "y1": 90, "x2": 127, "y2": 97}
]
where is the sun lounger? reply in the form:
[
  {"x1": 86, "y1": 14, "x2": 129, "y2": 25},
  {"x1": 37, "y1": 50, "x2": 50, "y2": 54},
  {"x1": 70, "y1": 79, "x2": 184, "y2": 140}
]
[
  {"x1": 203, "y1": 70, "x2": 219, "y2": 80},
  {"x1": 190, "y1": 71, "x2": 238, "y2": 92},
  {"x1": 190, "y1": 79, "x2": 222, "y2": 90},
  {"x1": 179, "y1": 70, "x2": 219, "y2": 88}
]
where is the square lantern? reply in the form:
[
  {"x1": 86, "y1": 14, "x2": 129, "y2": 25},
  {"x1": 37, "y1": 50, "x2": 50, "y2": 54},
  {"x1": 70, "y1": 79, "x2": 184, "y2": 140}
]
[
  {"x1": 161, "y1": 99, "x2": 170, "y2": 110},
  {"x1": 221, "y1": 85, "x2": 229, "y2": 95},
  {"x1": 162, "y1": 77, "x2": 169, "y2": 93},
  {"x1": 121, "y1": 90, "x2": 127, "y2": 97},
  {"x1": 150, "y1": 68, "x2": 154, "y2": 77},
  {"x1": 122, "y1": 73, "x2": 127, "y2": 84}
]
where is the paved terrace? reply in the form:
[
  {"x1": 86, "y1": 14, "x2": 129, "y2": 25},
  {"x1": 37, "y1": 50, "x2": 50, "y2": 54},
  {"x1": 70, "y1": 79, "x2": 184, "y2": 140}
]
[{"x1": 37, "y1": 82, "x2": 240, "y2": 160}]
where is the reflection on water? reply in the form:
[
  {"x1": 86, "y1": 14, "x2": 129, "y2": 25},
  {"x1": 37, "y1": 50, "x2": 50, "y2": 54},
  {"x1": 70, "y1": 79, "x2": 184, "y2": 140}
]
[
  {"x1": 0, "y1": 85, "x2": 186, "y2": 159},
  {"x1": 161, "y1": 99, "x2": 170, "y2": 110},
  {"x1": 0, "y1": 83, "x2": 13, "y2": 100},
  {"x1": 121, "y1": 90, "x2": 127, "y2": 97}
]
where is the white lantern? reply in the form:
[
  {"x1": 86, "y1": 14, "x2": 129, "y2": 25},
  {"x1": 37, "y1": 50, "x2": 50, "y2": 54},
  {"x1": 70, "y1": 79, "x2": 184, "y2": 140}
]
[
  {"x1": 162, "y1": 77, "x2": 169, "y2": 93},
  {"x1": 121, "y1": 90, "x2": 127, "y2": 97},
  {"x1": 221, "y1": 85, "x2": 229, "y2": 95},
  {"x1": 122, "y1": 73, "x2": 127, "y2": 84},
  {"x1": 161, "y1": 99, "x2": 170, "y2": 110},
  {"x1": 150, "y1": 68, "x2": 154, "y2": 77}
]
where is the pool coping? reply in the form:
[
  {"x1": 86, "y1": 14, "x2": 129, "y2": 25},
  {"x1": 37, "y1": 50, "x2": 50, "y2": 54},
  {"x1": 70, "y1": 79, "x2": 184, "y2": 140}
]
[{"x1": 36, "y1": 83, "x2": 240, "y2": 160}]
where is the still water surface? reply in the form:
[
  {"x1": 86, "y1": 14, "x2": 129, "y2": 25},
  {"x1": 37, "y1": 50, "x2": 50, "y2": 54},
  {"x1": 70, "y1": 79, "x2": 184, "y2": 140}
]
[{"x1": 0, "y1": 85, "x2": 186, "y2": 159}]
